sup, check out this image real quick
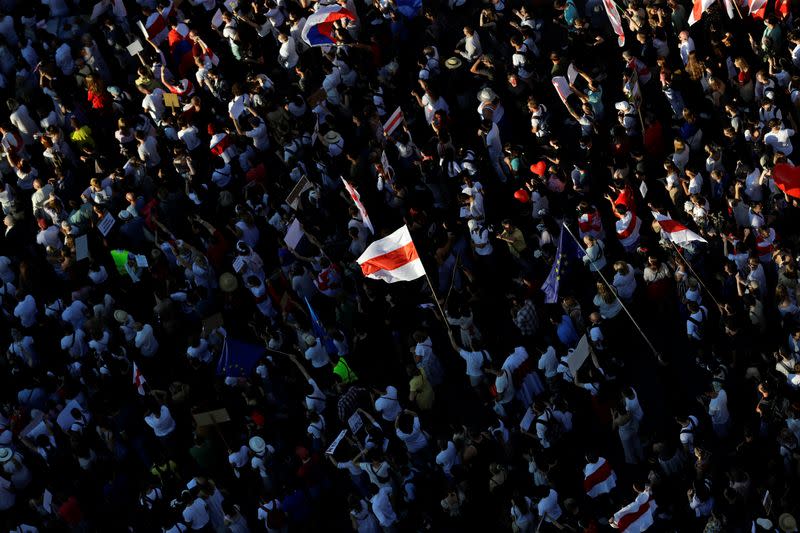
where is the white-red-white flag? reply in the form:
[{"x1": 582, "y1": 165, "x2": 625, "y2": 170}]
[
  {"x1": 133, "y1": 362, "x2": 146, "y2": 396},
  {"x1": 584, "y1": 458, "x2": 617, "y2": 498},
  {"x1": 688, "y1": 0, "x2": 716, "y2": 25},
  {"x1": 341, "y1": 177, "x2": 374, "y2": 235},
  {"x1": 652, "y1": 212, "x2": 707, "y2": 245},
  {"x1": 602, "y1": 0, "x2": 625, "y2": 46},
  {"x1": 722, "y1": 0, "x2": 735, "y2": 18},
  {"x1": 356, "y1": 226, "x2": 425, "y2": 283},
  {"x1": 612, "y1": 491, "x2": 656, "y2": 532},
  {"x1": 747, "y1": 0, "x2": 768, "y2": 17},
  {"x1": 382, "y1": 107, "x2": 404, "y2": 137},
  {"x1": 776, "y1": 0, "x2": 791, "y2": 19}
]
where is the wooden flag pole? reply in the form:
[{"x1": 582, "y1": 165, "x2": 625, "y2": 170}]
[
  {"x1": 668, "y1": 241, "x2": 721, "y2": 308},
  {"x1": 423, "y1": 268, "x2": 449, "y2": 324}
]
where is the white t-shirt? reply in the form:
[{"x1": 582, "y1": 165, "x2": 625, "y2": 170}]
[
  {"x1": 459, "y1": 349, "x2": 490, "y2": 377},
  {"x1": 708, "y1": 389, "x2": 729, "y2": 425},
  {"x1": 537, "y1": 489, "x2": 562, "y2": 523},
  {"x1": 182, "y1": 498, "x2": 210, "y2": 530},
  {"x1": 13, "y1": 295, "x2": 37, "y2": 328},
  {"x1": 396, "y1": 416, "x2": 428, "y2": 453},
  {"x1": 375, "y1": 389, "x2": 401, "y2": 422},
  {"x1": 305, "y1": 379, "x2": 326, "y2": 413},
  {"x1": 144, "y1": 405, "x2": 176, "y2": 437},
  {"x1": 135, "y1": 324, "x2": 159, "y2": 357},
  {"x1": 304, "y1": 341, "x2": 330, "y2": 369},
  {"x1": 435, "y1": 441, "x2": 459, "y2": 475}
]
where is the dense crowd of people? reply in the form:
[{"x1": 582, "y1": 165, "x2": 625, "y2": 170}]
[{"x1": 5, "y1": 0, "x2": 800, "y2": 531}]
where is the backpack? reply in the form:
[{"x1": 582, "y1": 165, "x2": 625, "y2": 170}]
[
  {"x1": 262, "y1": 499, "x2": 287, "y2": 530},
  {"x1": 536, "y1": 409, "x2": 564, "y2": 445}
]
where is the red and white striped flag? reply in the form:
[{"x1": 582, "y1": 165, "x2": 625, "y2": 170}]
[
  {"x1": 382, "y1": 107, "x2": 404, "y2": 137},
  {"x1": 341, "y1": 177, "x2": 374, "y2": 235},
  {"x1": 688, "y1": 0, "x2": 716, "y2": 25},
  {"x1": 722, "y1": 0, "x2": 735, "y2": 18},
  {"x1": 356, "y1": 226, "x2": 425, "y2": 283},
  {"x1": 652, "y1": 212, "x2": 707, "y2": 245},
  {"x1": 133, "y1": 362, "x2": 146, "y2": 396},
  {"x1": 602, "y1": 0, "x2": 625, "y2": 46},
  {"x1": 747, "y1": 0, "x2": 768, "y2": 17},
  {"x1": 584, "y1": 458, "x2": 617, "y2": 498},
  {"x1": 612, "y1": 491, "x2": 656, "y2": 532}
]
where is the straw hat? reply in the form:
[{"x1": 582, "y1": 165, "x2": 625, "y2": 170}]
[
  {"x1": 322, "y1": 130, "x2": 342, "y2": 146},
  {"x1": 780, "y1": 514, "x2": 798, "y2": 532},
  {"x1": 219, "y1": 273, "x2": 238, "y2": 293},
  {"x1": 477, "y1": 87, "x2": 498, "y2": 102},
  {"x1": 0, "y1": 448, "x2": 12, "y2": 463},
  {"x1": 304, "y1": 334, "x2": 317, "y2": 346},
  {"x1": 444, "y1": 57, "x2": 462, "y2": 69},
  {"x1": 248, "y1": 436, "x2": 266, "y2": 454},
  {"x1": 113, "y1": 310, "x2": 128, "y2": 323}
]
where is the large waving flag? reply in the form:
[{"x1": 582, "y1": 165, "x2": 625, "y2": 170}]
[
  {"x1": 542, "y1": 226, "x2": 586, "y2": 304},
  {"x1": 652, "y1": 212, "x2": 707, "y2": 245},
  {"x1": 688, "y1": 0, "x2": 716, "y2": 25},
  {"x1": 356, "y1": 226, "x2": 425, "y2": 283},
  {"x1": 302, "y1": 6, "x2": 356, "y2": 47},
  {"x1": 602, "y1": 0, "x2": 625, "y2": 46}
]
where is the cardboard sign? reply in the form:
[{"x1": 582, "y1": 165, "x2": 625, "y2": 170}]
[
  {"x1": 97, "y1": 213, "x2": 115, "y2": 236},
  {"x1": 193, "y1": 408, "x2": 231, "y2": 427},
  {"x1": 56, "y1": 400, "x2": 89, "y2": 431},
  {"x1": 75, "y1": 234, "x2": 90, "y2": 261},
  {"x1": 348, "y1": 412, "x2": 363, "y2": 434},
  {"x1": 325, "y1": 429, "x2": 348, "y2": 455},
  {"x1": 566, "y1": 335, "x2": 591, "y2": 377},
  {"x1": 126, "y1": 39, "x2": 144, "y2": 57},
  {"x1": 232, "y1": 255, "x2": 246, "y2": 273},
  {"x1": 283, "y1": 219, "x2": 304, "y2": 250},
  {"x1": 163, "y1": 92, "x2": 180, "y2": 108}
]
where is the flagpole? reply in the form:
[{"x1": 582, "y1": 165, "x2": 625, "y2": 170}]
[
  {"x1": 668, "y1": 241, "x2": 721, "y2": 308},
  {"x1": 444, "y1": 253, "x2": 461, "y2": 308},
  {"x1": 423, "y1": 269, "x2": 449, "y2": 324},
  {"x1": 562, "y1": 223, "x2": 660, "y2": 359}
]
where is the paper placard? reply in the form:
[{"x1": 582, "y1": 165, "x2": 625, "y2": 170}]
[
  {"x1": 348, "y1": 412, "x2": 363, "y2": 434},
  {"x1": 223, "y1": 0, "x2": 239, "y2": 12},
  {"x1": 639, "y1": 181, "x2": 648, "y2": 198},
  {"x1": 567, "y1": 63, "x2": 579, "y2": 85},
  {"x1": 75, "y1": 234, "x2": 90, "y2": 261},
  {"x1": 43, "y1": 489, "x2": 53, "y2": 512},
  {"x1": 211, "y1": 8, "x2": 224, "y2": 28},
  {"x1": 286, "y1": 176, "x2": 312, "y2": 210},
  {"x1": 127, "y1": 39, "x2": 144, "y2": 56},
  {"x1": 192, "y1": 408, "x2": 231, "y2": 427},
  {"x1": 90, "y1": 0, "x2": 109, "y2": 21},
  {"x1": 97, "y1": 214, "x2": 115, "y2": 236},
  {"x1": 232, "y1": 255, "x2": 246, "y2": 273},
  {"x1": 325, "y1": 429, "x2": 348, "y2": 455},
  {"x1": 566, "y1": 335, "x2": 591, "y2": 377},
  {"x1": 135, "y1": 254, "x2": 149, "y2": 268},
  {"x1": 56, "y1": 400, "x2": 89, "y2": 432},
  {"x1": 163, "y1": 93, "x2": 180, "y2": 108},
  {"x1": 284, "y1": 219, "x2": 304, "y2": 250}
]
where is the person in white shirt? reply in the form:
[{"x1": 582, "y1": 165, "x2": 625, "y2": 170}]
[
  {"x1": 678, "y1": 31, "x2": 695, "y2": 65},
  {"x1": 436, "y1": 437, "x2": 462, "y2": 477},
  {"x1": 181, "y1": 492, "x2": 210, "y2": 531},
  {"x1": 456, "y1": 26, "x2": 482, "y2": 61},
  {"x1": 303, "y1": 335, "x2": 330, "y2": 370},
  {"x1": 144, "y1": 403, "x2": 176, "y2": 438},
  {"x1": 538, "y1": 346, "x2": 558, "y2": 380},
  {"x1": 134, "y1": 322, "x2": 159, "y2": 357},
  {"x1": 277, "y1": 32, "x2": 298, "y2": 69},
  {"x1": 375, "y1": 386, "x2": 402, "y2": 422},
  {"x1": 244, "y1": 115, "x2": 270, "y2": 152},
  {"x1": 369, "y1": 485, "x2": 397, "y2": 529},
  {"x1": 177, "y1": 118, "x2": 202, "y2": 152},
  {"x1": 535, "y1": 486, "x2": 563, "y2": 524},
  {"x1": 612, "y1": 262, "x2": 637, "y2": 302},
  {"x1": 13, "y1": 293, "x2": 37, "y2": 328},
  {"x1": 707, "y1": 384, "x2": 730, "y2": 437},
  {"x1": 61, "y1": 298, "x2": 88, "y2": 330},
  {"x1": 764, "y1": 119, "x2": 795, "y2": 156}
]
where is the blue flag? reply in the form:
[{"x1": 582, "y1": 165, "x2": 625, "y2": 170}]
[
  {"x1": 541, "y1": 226, "x2": 586, "y2": 304},
  {"x1": 216, "y1": 338, "x2": 264, "y2": 378},
  {"x1": 305, "y1": 298, "x2": 338, "y2": 355}
]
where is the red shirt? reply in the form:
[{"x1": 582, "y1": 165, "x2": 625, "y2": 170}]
[{"x1": 59, "y1": 496, "x2": 83, "y2": 526}]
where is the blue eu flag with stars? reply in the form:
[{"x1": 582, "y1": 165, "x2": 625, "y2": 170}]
[
  {"x1": 305, "y1": 297, "x2": 338, "y2": 356},
  {"x1": 216, "y1": 338, "x2": 264, "y2": 378},
  {"x1": 541, "y1": 225, "x2": 586, "y2": 304}
]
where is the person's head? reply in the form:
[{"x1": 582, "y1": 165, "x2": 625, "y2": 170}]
[{"x1": 613, "y1": 261, "x2": 629, "y2": 275}]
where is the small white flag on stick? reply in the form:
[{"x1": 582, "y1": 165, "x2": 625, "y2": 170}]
[
  {"x1": 342, "y1": 178, "x2": 374, "y2": 235},
  {"x1": 382, "y1": 107, "x2": 404, "y2": 137}
]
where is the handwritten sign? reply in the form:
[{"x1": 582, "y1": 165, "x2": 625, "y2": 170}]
[{"x1": 97, "y1": 213, "x2": 115, "y2": 236}]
